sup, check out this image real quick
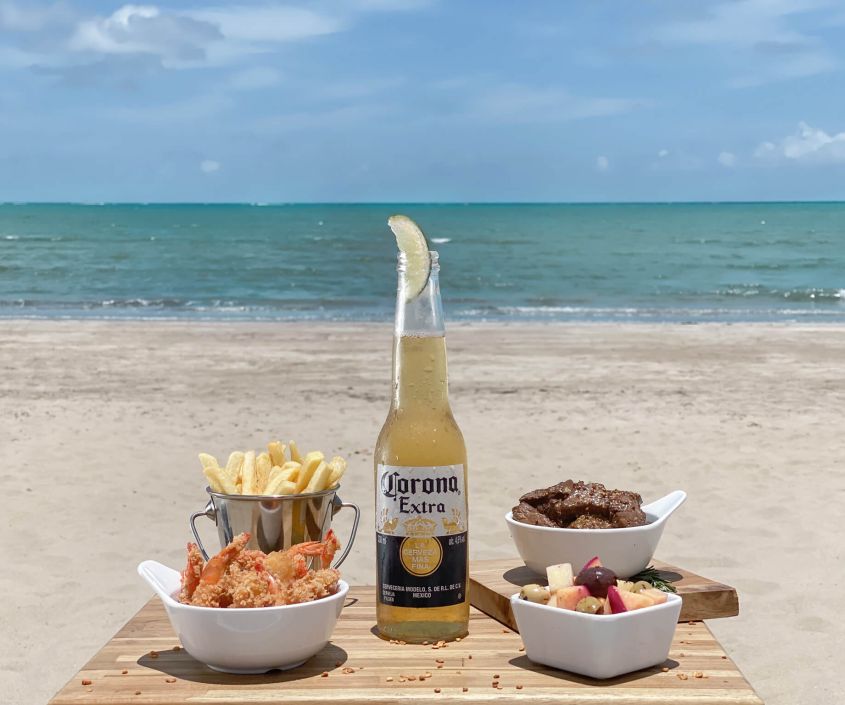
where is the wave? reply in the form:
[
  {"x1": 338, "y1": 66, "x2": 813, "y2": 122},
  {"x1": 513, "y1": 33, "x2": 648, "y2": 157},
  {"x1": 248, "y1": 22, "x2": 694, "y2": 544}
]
[
  {"x1": 3, "y1": 299, "x2": 845, "y2": 323},
  {"x1": 431, "y1": 238, "x2": 451, "y2": 244},
  {"x1": 715, "y1": 286, "x2": 845, "y2": 302},
  {"x1": 454, "y1": 304, "x2": 845, "y2": 322}
]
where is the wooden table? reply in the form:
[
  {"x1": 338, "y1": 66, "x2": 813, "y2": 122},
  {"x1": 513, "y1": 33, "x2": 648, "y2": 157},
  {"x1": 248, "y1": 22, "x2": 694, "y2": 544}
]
[
  {"x1": 49, "y1": 587, "x2": 762, "y2": 705},
  {"x1": 470, "y1": 558, "x2": 739, "y2": 632}
]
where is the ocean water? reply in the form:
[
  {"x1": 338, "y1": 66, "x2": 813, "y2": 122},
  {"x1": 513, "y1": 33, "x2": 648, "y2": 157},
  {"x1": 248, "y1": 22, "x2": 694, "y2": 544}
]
[{"x1": 1, "y1": 202, "x2": 843, "y2": 322}]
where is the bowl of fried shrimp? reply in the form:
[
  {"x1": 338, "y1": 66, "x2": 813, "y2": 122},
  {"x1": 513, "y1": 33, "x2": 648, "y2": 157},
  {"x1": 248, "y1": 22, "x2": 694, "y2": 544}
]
[{"x1": 138, "y1": 531, "x2": 349, "y2": 674}]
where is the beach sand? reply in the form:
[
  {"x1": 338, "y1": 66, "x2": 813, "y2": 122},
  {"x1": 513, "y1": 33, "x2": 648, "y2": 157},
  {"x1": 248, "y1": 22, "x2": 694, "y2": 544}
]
[{"x1": 2, "y1": 320, "x2": 843, "y2": 705}]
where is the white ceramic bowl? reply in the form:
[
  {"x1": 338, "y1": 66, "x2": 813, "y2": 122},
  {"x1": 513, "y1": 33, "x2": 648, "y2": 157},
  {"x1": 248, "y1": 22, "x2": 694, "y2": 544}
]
[
  {"x1": 511, "y1": 591, "x2": 682, "y2": 679},
  {"x1": 506, "y1": 490, "x2": 686, "y2": 578},
  {"x1": 137, "y1": 560, "x2": 349, "y2": 674}
]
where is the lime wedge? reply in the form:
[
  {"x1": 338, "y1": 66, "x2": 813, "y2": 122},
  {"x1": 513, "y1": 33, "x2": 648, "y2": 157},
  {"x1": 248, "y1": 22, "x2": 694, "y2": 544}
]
[{"x1": 388, "y1": 214, "x2": 431, "y2": 301}]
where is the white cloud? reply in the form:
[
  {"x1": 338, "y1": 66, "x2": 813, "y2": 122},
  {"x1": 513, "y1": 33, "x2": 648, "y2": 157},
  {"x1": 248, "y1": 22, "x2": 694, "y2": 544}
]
[
  {"x1": 658, "y1": 149, "x2": 669, "y2": 158},
  {"x1": 650, "y1": 0, "x2": 837, "y2": 84},
  {"x1": 70, "y1": 5, "x2": 222, "y2": 66},
  {"x1": 353, "y1": 0, "x2": 434, "y2": 10},
  {"x1": 755, "y1": 121, "x2": 845, "y2": 163},
  {"x1": 200, "y1": 159, "x2": 220, "y2": 173},
  {"x1": 1, "y1": 1, "x2": 416, "y2": 73},
  {"x1": 652, "y1": 0, "x2": 817, "y2": 47},
  {"x1": 728, "y1": 48, "x2": 836, "y2": 87},
  {"x1": 228, "y1": 66, "x2": 281, "y2": 90},
  {"x1": 718, "y1": 151, "x2": 736, "y2": 167},
  {"x1": 472, "y1": 84, "x2": 641, "y2": 124},
  {"x1": 187, "y1": 5, "x2": 343, "y2": 44},
  {"x1": 0, "y1": 0, "x2": 71, "y2": 31},
  {"x1": 596, "y1": 155, "x2": 609, "y2": 171}
]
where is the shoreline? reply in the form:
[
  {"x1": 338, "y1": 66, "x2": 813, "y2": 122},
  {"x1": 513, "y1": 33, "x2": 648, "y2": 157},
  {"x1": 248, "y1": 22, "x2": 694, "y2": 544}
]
[
  {"x1": 3, "y1": 320, "x2": 844, "y2": 704},
  {"x1": 4, "y1": 317, "x2": 845, "y2": 328}
]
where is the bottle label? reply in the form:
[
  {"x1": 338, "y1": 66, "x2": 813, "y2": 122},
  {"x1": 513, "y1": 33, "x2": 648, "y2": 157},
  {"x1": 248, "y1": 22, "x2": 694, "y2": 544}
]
[{"x1": 376, "y1": 464, "x2": 467, "y2": 608}]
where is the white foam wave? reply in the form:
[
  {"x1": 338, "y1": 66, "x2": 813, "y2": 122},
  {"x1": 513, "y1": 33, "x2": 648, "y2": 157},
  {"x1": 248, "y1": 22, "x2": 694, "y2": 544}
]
[
  {"x1": 431, "y1": 237, "x2": 451, "y2": 244},
  {"x1": 4, "y1": 235, "x2": 20, "y2": 240}
]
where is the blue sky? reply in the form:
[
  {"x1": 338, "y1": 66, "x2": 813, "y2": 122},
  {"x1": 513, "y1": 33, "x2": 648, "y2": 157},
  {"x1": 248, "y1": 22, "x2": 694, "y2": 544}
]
[{"x1": 1, "y1": 0, "x2": 845, "y2": 202}]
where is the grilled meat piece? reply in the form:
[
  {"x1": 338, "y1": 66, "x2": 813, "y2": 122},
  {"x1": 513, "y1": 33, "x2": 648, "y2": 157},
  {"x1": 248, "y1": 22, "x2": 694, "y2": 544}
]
[
  {"x1": 512, "y1": 501, "x2": 558, "y2": 527},
  {"x1": 556, "y1": 482, "x2": 644, "y2": 525},
  {"x1": 519, "y1": 480, "x2": 574, "y2": 508},
  {"x1": 513, "y1": 480, "x2": 648, "y2": 529},
  {"x1": 569, "y1": 514, "x2": 614, "y2": 529}
]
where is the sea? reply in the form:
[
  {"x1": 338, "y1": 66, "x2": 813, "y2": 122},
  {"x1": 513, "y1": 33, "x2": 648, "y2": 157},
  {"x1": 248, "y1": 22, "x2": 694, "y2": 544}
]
[{"x1": 1, "y1": 202, "x2": 843, "y2": 323}]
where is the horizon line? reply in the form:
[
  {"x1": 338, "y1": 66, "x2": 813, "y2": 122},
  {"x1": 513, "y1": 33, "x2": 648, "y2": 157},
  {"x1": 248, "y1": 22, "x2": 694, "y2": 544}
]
[{"x1": 2, "y1": 199, "x2": 845, "y2": 206}]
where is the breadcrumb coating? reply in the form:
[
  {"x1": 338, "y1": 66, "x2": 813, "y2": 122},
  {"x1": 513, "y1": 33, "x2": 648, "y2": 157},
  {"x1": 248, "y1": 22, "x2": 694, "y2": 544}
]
[{"x1": 179, "y1": 532, "x2": 340, "y2": 608}]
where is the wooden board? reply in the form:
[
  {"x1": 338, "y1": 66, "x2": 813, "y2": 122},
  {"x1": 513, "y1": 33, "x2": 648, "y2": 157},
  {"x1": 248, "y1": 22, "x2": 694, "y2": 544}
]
[
  {"x1": 470, "y1": 558, "x2": 739, "y2": 632},
  {"x1": 49, "y1": 587, "x2": 761, "y2": 705}
]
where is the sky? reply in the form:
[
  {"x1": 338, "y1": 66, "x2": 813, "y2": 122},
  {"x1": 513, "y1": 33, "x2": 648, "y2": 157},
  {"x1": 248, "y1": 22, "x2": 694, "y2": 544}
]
[{"x1": 1, "y1": 0, "x2": 845, "y2": 202}]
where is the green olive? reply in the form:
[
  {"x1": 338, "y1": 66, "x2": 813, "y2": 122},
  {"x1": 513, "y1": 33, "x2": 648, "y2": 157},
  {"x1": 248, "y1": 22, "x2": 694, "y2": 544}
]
[
  {"x1": 575, "y1": 596, "x2": 603, "y2": 614},
  {"x1": 519, "y1": 584, "x2": 551, "y2": 604},
  {"x1": 631, "y1": 580, "x2": 652, "y2": 593}
]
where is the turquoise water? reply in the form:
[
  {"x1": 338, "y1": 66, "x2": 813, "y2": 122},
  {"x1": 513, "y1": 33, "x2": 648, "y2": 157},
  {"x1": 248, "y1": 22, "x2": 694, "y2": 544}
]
[{"x1": 1, "y1": 203, "x2": 843, "y2": 322}]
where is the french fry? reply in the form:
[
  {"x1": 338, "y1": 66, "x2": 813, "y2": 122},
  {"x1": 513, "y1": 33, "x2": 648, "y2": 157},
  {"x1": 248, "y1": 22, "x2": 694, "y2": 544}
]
[
  {"x1": 327, "y1": 456, "x2": 347, "y2": 487},
  {"x1": 264, "y1": 473, "x2": 297, "y2": 496},
  {"x1": 266, "y1": 463, "x2": 299, "y2": 489},
  {"x1": 280, "y1": 460, "x2": 300, "y2": 480},
  {"x1": 289, "y1": 440, "x2": 303, "y2": 464},
  {"x1": 295, "y1": 451, "x2": 325, "y2": 493},
  {"x1": 267, "y1": 441, "x2": 287, "y2": 468},
  {"x1": 241, "y1": 450, "x2": 258, "y2": 495},
  {"x1": 203, "y1": 465, "x2": 239, "y2": 495},
  {"x1": 224, "y1": 451, "x2": 244, "y2": 485},
  {"x1": 277, "y1": 480, "x2": 296, "y2": 495},
  {"x1": 198, "y1": 441, "x2": 346, "y2": 497},
  {"x1": 255, "y1": 452, "x2": 272, "y2": 493},
  {"x1": 306, "y1": 461, "x2": 332, "y2": 493},
  {"x1": 198, "y1": 453, "x2": 219, "y2": 470}
]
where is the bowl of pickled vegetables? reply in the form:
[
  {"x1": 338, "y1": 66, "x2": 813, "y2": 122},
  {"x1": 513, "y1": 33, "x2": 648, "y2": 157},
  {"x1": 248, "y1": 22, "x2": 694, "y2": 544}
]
[{"x1": 510, "y1": 557, "x2": 681, "y2": 679}]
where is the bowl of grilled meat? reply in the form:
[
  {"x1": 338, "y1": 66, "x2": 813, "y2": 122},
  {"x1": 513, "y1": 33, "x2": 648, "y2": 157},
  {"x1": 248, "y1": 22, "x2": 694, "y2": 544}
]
[{"x1": 506, "y1": 480, "x2": 686, "y2": 578}]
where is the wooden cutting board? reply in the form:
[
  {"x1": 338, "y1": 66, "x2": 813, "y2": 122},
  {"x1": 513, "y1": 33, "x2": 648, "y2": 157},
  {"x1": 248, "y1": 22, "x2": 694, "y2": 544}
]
[
  {"x1": 49, "y1": 586, "x2": 762, "y2": 705},
  {"x1": 470, "y1": 558, "x2": 738, "y2": 631}
]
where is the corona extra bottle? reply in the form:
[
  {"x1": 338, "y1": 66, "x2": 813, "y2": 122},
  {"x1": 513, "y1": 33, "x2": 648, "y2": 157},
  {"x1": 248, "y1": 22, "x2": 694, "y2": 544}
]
[{"x1": 374, "y1": 215, "x2": 469, "y2": 643}]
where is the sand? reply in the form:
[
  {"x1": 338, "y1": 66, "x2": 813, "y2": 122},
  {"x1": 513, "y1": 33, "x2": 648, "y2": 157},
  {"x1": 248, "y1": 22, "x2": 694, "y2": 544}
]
[{"x1": 2, "y1": 320, "x2": 843, "y2": 705}]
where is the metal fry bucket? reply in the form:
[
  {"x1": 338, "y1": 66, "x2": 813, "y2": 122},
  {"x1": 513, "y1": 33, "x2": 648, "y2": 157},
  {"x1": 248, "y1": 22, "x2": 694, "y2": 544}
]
[{"x1": 189, "y1": 485, "x2": 360, "y2": 569}]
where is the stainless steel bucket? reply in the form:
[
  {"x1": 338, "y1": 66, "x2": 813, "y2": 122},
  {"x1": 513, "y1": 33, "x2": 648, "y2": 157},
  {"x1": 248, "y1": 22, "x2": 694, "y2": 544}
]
[{"x1": 189, "y1": 485, "x2": 360, "y2": 568}]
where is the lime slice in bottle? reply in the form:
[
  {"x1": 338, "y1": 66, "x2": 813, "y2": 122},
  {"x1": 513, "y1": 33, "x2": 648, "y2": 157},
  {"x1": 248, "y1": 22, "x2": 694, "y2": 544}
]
[{"x1": 388, "y1": 214, "x2": 432, "y2": 301}]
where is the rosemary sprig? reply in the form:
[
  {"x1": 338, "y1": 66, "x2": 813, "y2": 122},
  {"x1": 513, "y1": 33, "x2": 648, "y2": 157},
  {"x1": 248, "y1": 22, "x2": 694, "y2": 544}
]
[{"x1": 628, "y1": 565, "x2": 678, "y2": 593}]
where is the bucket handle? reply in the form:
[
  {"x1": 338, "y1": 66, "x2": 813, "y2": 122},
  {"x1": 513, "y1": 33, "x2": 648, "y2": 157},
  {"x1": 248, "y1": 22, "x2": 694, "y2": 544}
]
[
  {"x1": 331, "y1": 500, "x2": 360, "y2": 569},
  {"x1": 189, "y1": 498, "x2": 360, "y2": 569},
  {"x1": 189, "y1": 500, "x2": 216, "y2": 561}
]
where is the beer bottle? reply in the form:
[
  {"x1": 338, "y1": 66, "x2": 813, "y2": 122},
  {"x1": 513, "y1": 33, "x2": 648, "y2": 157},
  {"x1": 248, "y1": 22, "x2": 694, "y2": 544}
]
[{"x1": 375, "y1": 217, "x2": 469, "y2": 643}]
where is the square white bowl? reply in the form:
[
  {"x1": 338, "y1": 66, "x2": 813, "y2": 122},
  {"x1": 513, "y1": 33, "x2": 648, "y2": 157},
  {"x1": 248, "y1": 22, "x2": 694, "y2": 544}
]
[{"x1": 510, "y1": 591, "x2": 682, "y2": 679}]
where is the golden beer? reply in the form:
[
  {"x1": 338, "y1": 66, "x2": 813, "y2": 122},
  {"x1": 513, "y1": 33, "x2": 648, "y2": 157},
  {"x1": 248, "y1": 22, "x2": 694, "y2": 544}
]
[{"x1": 375, "y1": 251, "x2": 469, "y2": 643}]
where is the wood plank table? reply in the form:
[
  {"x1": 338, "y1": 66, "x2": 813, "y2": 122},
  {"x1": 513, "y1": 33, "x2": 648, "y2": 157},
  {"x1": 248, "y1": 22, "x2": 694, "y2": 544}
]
[
  {"x1": 470, "y1": 558, "x2": 739, "y2": 632},
  {"x1": 49, "y1": 587, "x2": 762, "y2": 705}
]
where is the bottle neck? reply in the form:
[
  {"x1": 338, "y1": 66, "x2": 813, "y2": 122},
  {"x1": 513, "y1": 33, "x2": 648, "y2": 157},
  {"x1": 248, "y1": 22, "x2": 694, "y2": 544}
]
[
  {"x1": 392, "y1": 253, "x2": 450, "y2": 410},
  {"x1": 394, "y1": 253, "x2": 444, "y2": 337}
]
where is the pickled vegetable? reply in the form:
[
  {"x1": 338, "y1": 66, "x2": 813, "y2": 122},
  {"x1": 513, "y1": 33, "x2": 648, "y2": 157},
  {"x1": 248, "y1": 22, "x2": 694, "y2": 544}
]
[
  {"x1": 575, "y1": 596, "x2": 603, "y2": 614},
  {"x1": 574, "y1": 566, "x2": 618, "y2": 598},
  {"x1": 519, "y1": 583, "x2": 551, "y2": 604}
]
